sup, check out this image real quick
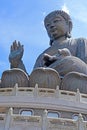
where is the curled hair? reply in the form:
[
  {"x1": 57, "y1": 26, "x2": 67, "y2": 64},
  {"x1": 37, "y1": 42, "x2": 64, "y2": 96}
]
[{"x1": 44, "y1": 10, "x2": 73, "y2": 32}]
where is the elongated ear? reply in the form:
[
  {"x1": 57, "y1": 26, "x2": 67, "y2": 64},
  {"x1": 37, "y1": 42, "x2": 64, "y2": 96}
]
[
  {"x1": 49, "y1": 39, "x2": 53, "y2": 46},
  {"x1": 66, "y1": 21, "x2": 72, "y2": 38},
  {"x1": 69, "y1": 21, "x2": 73, "y2": 33}
]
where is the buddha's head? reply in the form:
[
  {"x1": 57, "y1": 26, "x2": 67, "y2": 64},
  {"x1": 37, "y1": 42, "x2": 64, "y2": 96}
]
[{"x1": 44, "y1": 10, "x2": 73, "y2": 45}]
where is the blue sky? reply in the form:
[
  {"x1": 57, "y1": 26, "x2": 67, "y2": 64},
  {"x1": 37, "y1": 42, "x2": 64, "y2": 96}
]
[{"x1": 0, "y1": 0, "x2": 87, "y2": 76}]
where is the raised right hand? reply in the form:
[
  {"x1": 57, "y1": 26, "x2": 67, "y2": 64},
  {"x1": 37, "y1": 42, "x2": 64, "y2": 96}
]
[{"x1": 9, "y1": 40, "x2": 24, "y2": 68}]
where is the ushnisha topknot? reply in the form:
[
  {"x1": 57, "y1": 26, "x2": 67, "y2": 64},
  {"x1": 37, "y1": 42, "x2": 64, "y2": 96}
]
[{"x1": 44, "y1": 10, "x2": 73, "y2": 31}]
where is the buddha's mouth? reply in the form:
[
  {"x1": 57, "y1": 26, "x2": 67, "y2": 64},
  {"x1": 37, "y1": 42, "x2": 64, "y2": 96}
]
[
  {"x1": 50, "y1": 30, "x2": 58, "y2": 36},
  {"x1": 50, "y1": 28, "x2": 57, "y2": 32}
]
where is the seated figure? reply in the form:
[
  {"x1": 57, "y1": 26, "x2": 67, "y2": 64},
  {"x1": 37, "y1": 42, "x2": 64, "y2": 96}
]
[
  {"x1": 8, "y1": 10, "x2": 87, "y2": 92},
  {"x1": 34, "y1": 10, "x2": 87, "y2": 68}
]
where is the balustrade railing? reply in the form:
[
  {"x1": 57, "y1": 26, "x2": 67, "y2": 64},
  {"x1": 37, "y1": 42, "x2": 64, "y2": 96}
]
[
  {"x1": 0, "y1": 83, "x2": 87, "y2": 104},
  {"x1": 0, "y1": 108, "x2": 85, "y2": 130}
]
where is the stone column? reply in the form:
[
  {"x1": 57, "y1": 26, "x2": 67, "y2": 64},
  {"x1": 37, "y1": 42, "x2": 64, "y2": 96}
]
[
  {"x1": 4, "y1": 108, "x2": 13, "y2": 130},
  {"x1": 33, "y1": 84, "x2": 39, "y2": 97},
  {"x1": 76, "y1": 89, "x2": 81, "y2": 102},
  {"x1": 12, "y1": 83, "x2": 18, "y2": 96},
  {"x1": 41, "y1": 110, "x2": 48, "y2": 130},
  {"x1": 77, "y1": 114, "x2": 84, "y2": 130},
  {"x1": 55, "y1": 85, "x2": 60, "y2": 98}
]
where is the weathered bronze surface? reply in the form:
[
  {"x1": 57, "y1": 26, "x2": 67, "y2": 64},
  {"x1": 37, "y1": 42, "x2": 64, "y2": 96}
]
[{"x1": 1, "y1": 10, "x2": 87, "y2": 92}]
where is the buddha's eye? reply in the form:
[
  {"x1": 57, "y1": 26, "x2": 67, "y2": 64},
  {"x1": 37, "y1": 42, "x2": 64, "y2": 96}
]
[{"x1": 46, "y1": 23, "x2": 50, "y2": 27}]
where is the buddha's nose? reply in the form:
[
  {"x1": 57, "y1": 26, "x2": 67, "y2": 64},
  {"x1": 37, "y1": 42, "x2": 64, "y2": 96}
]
[{"x1": 50, "y1": 26, "x2": 54, "y2": 29}]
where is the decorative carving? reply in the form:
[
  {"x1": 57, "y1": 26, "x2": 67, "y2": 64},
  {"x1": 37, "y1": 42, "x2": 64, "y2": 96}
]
[
  {"x1": 29, "y1": 67, "x2": 60, "y2": 89},
  {"x1": 60, "y1": 72, "x2": 87, "y2": 93},
  {"x1": 1, "y1": 69, "x2": 29, "y2": 88}
]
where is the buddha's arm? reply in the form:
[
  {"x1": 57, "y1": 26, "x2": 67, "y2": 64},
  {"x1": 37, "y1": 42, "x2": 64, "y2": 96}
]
[
  {"x1": 33, "y1": 54, "x2": 44, "y2": 69},
  {"x1": 76, "y1": 38, "x2": 87, "y2": 64}
]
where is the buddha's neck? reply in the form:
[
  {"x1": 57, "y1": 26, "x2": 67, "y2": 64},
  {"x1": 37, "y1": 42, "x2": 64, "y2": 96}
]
[{"x1": 52, "y1": 36, "x2": 67, "y2": 46}]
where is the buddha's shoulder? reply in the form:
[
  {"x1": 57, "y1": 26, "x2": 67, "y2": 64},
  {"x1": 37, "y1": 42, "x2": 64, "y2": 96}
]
[{"x1": 70, "y1": 37, "x2": 87, "y2": 42}]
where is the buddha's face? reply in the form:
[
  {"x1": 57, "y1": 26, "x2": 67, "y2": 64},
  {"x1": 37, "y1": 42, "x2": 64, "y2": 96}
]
[{"x1": 45, "y1": 14, "x2": 69, "y2": 40}]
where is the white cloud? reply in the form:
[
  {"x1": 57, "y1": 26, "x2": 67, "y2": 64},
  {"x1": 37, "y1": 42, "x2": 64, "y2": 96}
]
[
  {"x1": 41, "y1": 20, "x2": 46, "y2": 31},
  {"x1": 42, "y1": 12, "x2": 46, "y2": 16},
  {"x1": 41, "y1": 12, "x2": 47, "y2": 31},
  {"x1": 41, "y1": 20, "x2": 44, "y2": 26},
  {"x1": 63, "y1": 0, "x2": 87, "y2": 23},
  {"x1": 61, "y1": 4, "x2": 69, "y2": 14}
]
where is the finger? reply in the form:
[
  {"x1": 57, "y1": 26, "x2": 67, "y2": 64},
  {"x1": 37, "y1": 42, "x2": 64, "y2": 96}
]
[
  {"x1": 21, "y1": 45, "x2": 24, "y2": 51},
  {"x1": 43, "y1": 53, "x2": 49, "y2": 60},
  {"x1": 13, "y1": 40, "x2": 18, "y2": 50},
  {"x1": 10, "y1": 45, "x2": 14, "y2": 52},
  {"x1": 18, "y1": 41, "x2": 22, "y2": 50},
  {"x1": 58, "y1": 49, "x2": 61, "y2": 54},
  {"x1": 18, "y1": 41, "x2": 24, "y2": 51},
  {"x1": 18, "y1": 41, "x2": 21, "y2": 48}
]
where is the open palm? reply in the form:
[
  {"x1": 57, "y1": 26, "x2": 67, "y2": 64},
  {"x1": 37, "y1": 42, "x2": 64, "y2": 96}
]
[{"x1": 9, "y1": 40, "x2": 24, "y2": 67}]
